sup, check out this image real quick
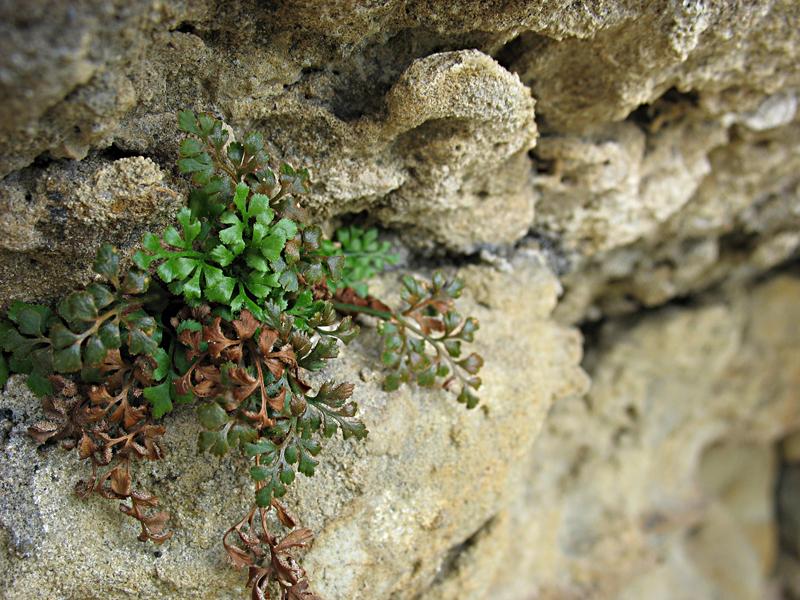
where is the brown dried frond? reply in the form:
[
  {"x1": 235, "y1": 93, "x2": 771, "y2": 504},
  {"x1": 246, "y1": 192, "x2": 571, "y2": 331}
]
[
  {"x1": 224, "y1": 505, "x2": 320, "y2": 600},
  {"x1": 333, "y1": 287, "x2": 391, "y2": 314},
  {"x1": 28, "y1": 375, "x2": 84, "y2": 446},
  {"x1": 27, "y1": 369, "x2": 172, "y2": 544}
]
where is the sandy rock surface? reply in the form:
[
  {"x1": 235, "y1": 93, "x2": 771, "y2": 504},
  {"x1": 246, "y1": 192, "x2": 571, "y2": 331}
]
[{"x1": 1, "y1": 1, "x2": 799, "y2": 598}]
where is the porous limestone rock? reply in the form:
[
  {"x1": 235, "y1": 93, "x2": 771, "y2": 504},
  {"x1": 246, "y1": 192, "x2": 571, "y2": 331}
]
[
  {"x1": 0, "y1": 156, "x2": 182, "y2": 303},
  {"x1": 554, "y1": 120, "x2": 800, "y2": 322},
  {"x1": 2, "y1": 1, "x2": 797, "y2": 294},
  {"x1": 396, "y1": 275, "x2": 800, "y2": 600},
  {"x1": 1, "y1": 1, "x2": 800, "y2": 598},
  {"x1": 0, "y1": 259, "x2": 588, "y2": 599},
  {"x1": 508, "y1": 0, "x2": 800, "y2": 131}
]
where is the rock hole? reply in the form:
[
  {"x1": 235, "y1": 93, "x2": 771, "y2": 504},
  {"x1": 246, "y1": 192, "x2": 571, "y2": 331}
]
[
  {"x1": 171, "y1": 21, "x2": 199, "y2": 36},
  {"x1": 97, "y1": 144, "x2": 142, "y2": 162},
  {"x1": 494, "y1": 32, "x2": 550, "y2": 71},
  {"x1": 432, "y1": 516, "x2": 496, "y2": 585},
  {"x1": 530, "y1": 150, "x2": 557, "y2": 175},
  {"x1": 411, "y1": 559, "x2": 422, "y2": 575}
]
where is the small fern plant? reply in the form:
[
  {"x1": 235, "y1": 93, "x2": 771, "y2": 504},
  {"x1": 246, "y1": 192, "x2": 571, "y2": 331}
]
[{"x1": 0, "y1": 111, "x2": 484, "y2": 600}]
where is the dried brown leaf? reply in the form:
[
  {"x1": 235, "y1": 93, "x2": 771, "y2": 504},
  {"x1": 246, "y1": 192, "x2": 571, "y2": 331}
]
[
  {"x1": 274, "y1": 528, "x2": 314, "y2": 553},
  {"x1": 110, "y1": 465, "x2": 132, "y2": 496},
  {"x1": 27, "y1": 421, "x2": 60, "y2": 444},
  {"x1": 271, "y1": 500, "x2": 297, "y2": 529},
  {"x1": 258, "y1": 329, "x2": 279, "y2": 356},
  {"x1": 233, "y1": 310, "x2": 259, "y2": 340}
]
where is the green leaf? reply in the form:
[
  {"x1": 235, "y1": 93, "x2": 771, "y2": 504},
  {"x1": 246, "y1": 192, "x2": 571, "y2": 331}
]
[
  {"x1": 303, "y1": 262, "x2": 324, "y2": 285},
  {"x1": 245, "y1": 252, "x2": 269, "y2": 272},
  {"x1": 28, "y1": 345, "x2": 53, "y2": 374},
  {"x1": 326, "y1": 255, "x2": 345, "y2": 281},
  {"x1": 245, "y1": 271, "x2": 280, "y2": 297},
  {"x1": 250, "y1": 466, "x2": 270, "y2": 481},
  {"x1": 8, "y1": 302, "x2": 51, "y2": 336},
  {"x1": 233, "y1": 182, "x2": 249, "y2": 216},
  {"x1": 209, "y1": 245, "x2": 235, "y2": 267},
  {"x1": 26, "y1": 371, "x2": 53, "y2": 397},
  {"x1": 120, "y1": 270, "x2": 150, "y2": 295},
  {"x1": 58, "y1": 292, "x2": 98, "y2": 323},
  {"x1": 156, "y1": 256, "x2": 200, "y2": 283},
  {"x1": 272, "y1": 219, "x2": 297, "y2": 241},
  {"x1": 163, "y1": 227, "x2": 183, "y2": 248},
  {"x1": 177, "y1": 154, "x2": 213, "y2": 176},
  {"x1": 445, "y1": 278, "x2": 465, "y2": 299},
  {"x1": 98, "y1": 321, "x2": 121, "y2": 349},
  {"x1": 0, "y1": 321, "x2": 19, "y2": 351},
  {"x1": 127, "y1": 327, "x2": 159, "y2": 356},
  {"x1": 302, "y1": 226, "x2": 322, "y2": 250},
  {"x1": 53, "y1": 344, "x2": 81, "y2": 373},
  {"x1": 152, "y1": 347, "x2": 170, "y2": 380},
  {"x1": 86, "y1": 283, "x2": 115, "y2": 309},
  {"x1": 444, "y1": 339, "x2": 461, "y2": 358},
  {"x1": 457, "y1": 386, "x2": 479, "y2": 409},
  {"x1": 144, "y1": 380, "x2": 173, "y2": 418},
  {"x1": 197, "y1": 401, "x2": 230, "y2": 429},
  {"x1": 203, "y1": 266, "x2": 236, "y2": 304},
  {"x1": 183, "y1": 269, "x2": 202, "y2": 300},
  {"x1": 93, "y1": 244, "x2": 120, "y2": 281},
  {"x1": 0, "y1": 355, "x2": 8, "y2": 388},
  {"x1": 458, "y1": 353, "x2": 483, "y2": 375},
  {"x1": 227, "y1": 424, "x2": 258, "y2": 448},
  {"x1": 297, "y1": 453, "x2": 317, "y2": 477},
  {"x1": 256, "y1": 485, "x2": 280, "y2": 507},
  {"x1": 177, "y1": 207, "x2": 201, "y2": 245},
  {"x1": 219, "y1": 213, "x2": 245, "y2": 253},
  {"x1": 417, "y1": 367, "x2": 436, "y2": 387},
  {"x1": 198, "y1": 430, "x2": 230, "y2": 456},
  {"x1": 179, "y1": 137, "x2": 204, "y2": 157},
  {"x1": 458, "y1": 317, "x2": 479, "y2": 342},
  {"x1": 197, "y1": 114, "x2": 216, "y2": 136},
  {"x1": 244, "y1": 439, "x2": 277, "y2": 457},
  {"x1": 133, "y1": 250, "x2": 157, "y2": 270},
  {"x1": 227, "y1": 142, "x2": 244, "y2": 165},
  {"x1": 83, "y1": 335, "x2": 108, "y2": 366},
  {"x1": 383, "y1": 373, "x2": 402, "y2": 392},
  {"x1": 278, "y1": 270, "x2": 299, "y2": 293},
  {"x1": 249, "y1": 195, "x2": 273, "y2": 222},
  {"x1": 142, "y1": 232, "x2": 162, "y2": 252},
  {"x1": 243, "y1": 131, "x2": 264, "y2": 155},
  {"x1": 177, "y1": 319, "x2": 202, "y2": 333},
  {"x1": 260, "y1": 234, "x2": 286, "y2": 262},
  {"x1": 178, "y1": 110, "x2": 200, "y2": 134},
  {"x1": 49, "y1": 323, "x2": 79, "y2": 349}
]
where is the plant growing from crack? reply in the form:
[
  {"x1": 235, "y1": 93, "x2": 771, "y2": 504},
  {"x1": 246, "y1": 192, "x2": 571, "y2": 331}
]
[{"x1": 0, "y1": 111, "x2": 483, "y2": 599}]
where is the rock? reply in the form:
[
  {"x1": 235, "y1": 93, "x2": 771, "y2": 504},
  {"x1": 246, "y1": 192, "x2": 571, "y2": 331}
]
[
  {"x1": 0, "y1": 156, "x2": 182, "y2": 303},
  {"x1": 554, "y1": 121, "x2": 800, "y2": 322},
  {"x1": 0, "y1": 260, "x2": 588, "y2": 599},
  {"x1": 1, "y1": 1, "x2": 800, "y2": 598},
  {"x1": 454, "y1": 275, "x2": 799, "y2": 599},
  {"x1": 508, "y1": 1, "x2": 800, "y2": 131}
]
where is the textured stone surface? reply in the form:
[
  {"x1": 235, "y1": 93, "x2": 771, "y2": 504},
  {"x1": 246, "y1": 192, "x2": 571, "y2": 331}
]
[
  {"x1": 553, "y1": 120, "x2": 800, "y2": 322},
  {"x1": 1, "y1": 1, "x2": 800, "y2": 598},
  {"x1": 0, "y1": 0, "x2": 797, "y2": 310},
  {"x1": 0, "y1": 156, "x2": 182, "y2": 302},
  {"x1": 0, "y1": 260, "x2": 588, "y2": 599},
  {"x1": 458, "y1": 275, "x2": 799, "y2": 599}
]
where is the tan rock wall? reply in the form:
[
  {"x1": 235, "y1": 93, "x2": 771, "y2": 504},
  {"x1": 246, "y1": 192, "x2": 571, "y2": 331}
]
[{"x1": 1, "y1": 1, "x2": 799, "y2": 598}]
